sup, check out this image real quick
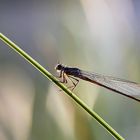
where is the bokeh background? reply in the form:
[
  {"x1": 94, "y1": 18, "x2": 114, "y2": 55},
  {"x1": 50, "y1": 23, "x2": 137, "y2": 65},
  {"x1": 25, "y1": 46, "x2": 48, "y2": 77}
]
[{"x1": 0, "y1": 0, "x2": 140, "y2": 140}]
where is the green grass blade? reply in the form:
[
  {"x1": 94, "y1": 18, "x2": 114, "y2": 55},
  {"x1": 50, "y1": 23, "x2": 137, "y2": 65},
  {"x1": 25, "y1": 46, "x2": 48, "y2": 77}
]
[{"x1": 0, "y1": 33, "x2": 125, "y2": 140}]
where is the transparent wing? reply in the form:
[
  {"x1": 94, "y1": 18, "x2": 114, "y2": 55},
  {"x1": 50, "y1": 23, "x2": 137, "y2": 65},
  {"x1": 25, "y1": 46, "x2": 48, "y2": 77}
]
[{"x1": 80, "y1": 71, "x2": 140, "y2": 102}]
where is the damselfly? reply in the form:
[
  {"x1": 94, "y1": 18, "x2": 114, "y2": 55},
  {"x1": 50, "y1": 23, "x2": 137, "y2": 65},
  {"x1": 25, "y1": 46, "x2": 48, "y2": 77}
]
[{"x1": 55, "y1": 64, "x2": 140, "y2": 102}]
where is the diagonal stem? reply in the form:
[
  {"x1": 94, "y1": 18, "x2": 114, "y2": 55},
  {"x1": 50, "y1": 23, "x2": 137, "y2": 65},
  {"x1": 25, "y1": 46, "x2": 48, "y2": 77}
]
[{"x1": 0, "y1": 33, "x2": 125, "y2": 140}]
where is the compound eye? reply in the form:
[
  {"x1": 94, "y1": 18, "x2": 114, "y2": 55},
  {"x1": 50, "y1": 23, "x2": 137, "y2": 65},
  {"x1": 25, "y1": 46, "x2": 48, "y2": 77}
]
[{"x1": 55, "y1": 64, "x2": 62, "y2": 71}]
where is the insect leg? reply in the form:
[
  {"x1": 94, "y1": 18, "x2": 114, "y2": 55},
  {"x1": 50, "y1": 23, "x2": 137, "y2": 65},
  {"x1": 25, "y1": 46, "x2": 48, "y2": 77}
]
[{"x1": 67, "y1": 76, "x2": 79, "y2": 90}]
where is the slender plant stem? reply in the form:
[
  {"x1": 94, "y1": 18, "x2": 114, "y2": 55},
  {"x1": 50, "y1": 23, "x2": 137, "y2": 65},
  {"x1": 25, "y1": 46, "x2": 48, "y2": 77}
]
[{"x1": 0, "y1": 33, "x2": 125, "y2": 140}]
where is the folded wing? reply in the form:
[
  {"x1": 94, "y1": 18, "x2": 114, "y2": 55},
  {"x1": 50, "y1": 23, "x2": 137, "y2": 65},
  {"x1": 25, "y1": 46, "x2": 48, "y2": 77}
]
[{"x1": 80, "y1": 71, "x2": 140, "y2": 102}]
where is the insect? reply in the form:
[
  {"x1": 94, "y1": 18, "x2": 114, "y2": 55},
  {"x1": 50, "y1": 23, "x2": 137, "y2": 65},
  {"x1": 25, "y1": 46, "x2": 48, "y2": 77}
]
[{"x1": 55, "y1": 64, "x2": 140, "y2": 102}]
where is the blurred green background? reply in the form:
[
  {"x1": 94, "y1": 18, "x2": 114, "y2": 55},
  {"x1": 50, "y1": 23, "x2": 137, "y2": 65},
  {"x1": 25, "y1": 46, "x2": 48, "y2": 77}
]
[{"x1": 0, "y1": 0, "x2": 140, "y2": 140}]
